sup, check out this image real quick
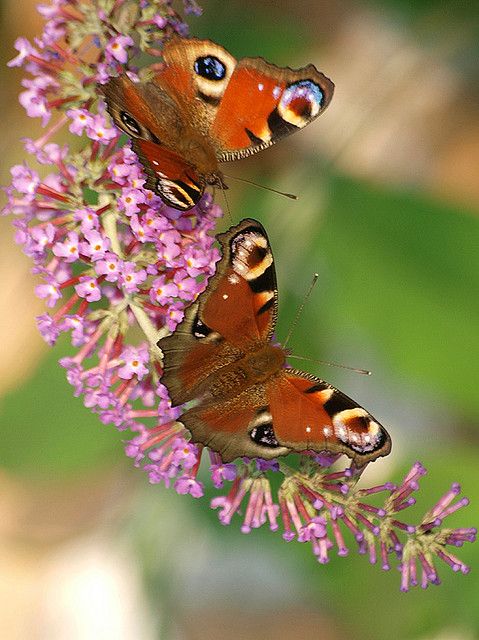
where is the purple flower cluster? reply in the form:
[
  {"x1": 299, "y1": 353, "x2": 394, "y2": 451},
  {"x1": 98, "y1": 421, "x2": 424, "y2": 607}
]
[
  {"x1": 210, "y1": 459, "x2": 475, "y2": 590},
  {"x1": 3, "y1": 0, "x2": 475, "y2": 590},
  {"x1": 4, "y1": 0, "x2": 222, "y2": 493}
]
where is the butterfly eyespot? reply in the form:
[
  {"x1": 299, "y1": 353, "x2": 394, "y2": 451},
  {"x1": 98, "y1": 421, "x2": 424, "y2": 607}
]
[
  {"x1": 332, "y1": 409, "x2": 386, "y2": 454},
  {"x1": 155, "y1": 176, "x2": 201, "y2": 211},
  {"x1": 249, "y1": 409, "x2": 279, "y2": 448},
  {"x1": 120, "y1": 111, "x2": 143, "y2": 136},
  {"x1": 194, "y1": 56, "x2": 226, "y2": 81},
  {"x1": 192, "y1": 316, "x2": 211, "y2": 339},
  {"x1": 230, "y1": 230, "x2": 274, "y2": 289},
  {"x1": 277, "y1": 80, "x2": 323, "y2": 127}
]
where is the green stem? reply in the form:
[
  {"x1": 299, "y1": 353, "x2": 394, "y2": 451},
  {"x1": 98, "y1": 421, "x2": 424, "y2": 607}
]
[{"x1": 102, "y1": 206, "x2": 123, "y2": 257}]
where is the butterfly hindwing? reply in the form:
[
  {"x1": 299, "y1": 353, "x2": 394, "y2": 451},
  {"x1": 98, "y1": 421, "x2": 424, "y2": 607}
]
[
  {"x1": 180, "y1": 389, "x2": 290, "y2": 462},
  {"x1": 131, "y1": 139, "x2": 205, "y2": 210}
]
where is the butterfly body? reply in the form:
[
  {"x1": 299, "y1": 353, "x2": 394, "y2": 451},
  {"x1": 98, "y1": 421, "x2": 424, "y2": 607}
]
[
  {"x1": 158, "y1": 219, "x2": 392, "y2": 467},
  {"x1": 103, "y1": 37, "x2": 334, "y2": 210}
]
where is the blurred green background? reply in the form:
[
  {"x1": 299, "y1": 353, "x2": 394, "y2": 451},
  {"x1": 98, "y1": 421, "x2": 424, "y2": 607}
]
[{"x1": 0, "y1": 0, "x2": 478, "y2": 638}]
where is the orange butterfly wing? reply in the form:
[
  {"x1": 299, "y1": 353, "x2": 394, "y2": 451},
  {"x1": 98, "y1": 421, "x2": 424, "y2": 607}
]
[
  {"x1": 102, "y1": 74, "x2": 214, "y2": 209},
  {"x1": 267, "y1": 371, "x2": 392, "y2": 467},
  {"x1": 155, "y1": 37, "x2": 335, "y2": 160},
  {"x1": 159, "y1": 218, "x2": 278, "y2": 405}
]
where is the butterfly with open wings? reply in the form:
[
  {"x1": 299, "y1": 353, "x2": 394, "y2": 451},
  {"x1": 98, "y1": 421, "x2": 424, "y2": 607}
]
[
  {"x1": 158, "y1": 219, "x2": 392, "y2": 467},
  {"x1": 103, "y1": 37, "x2": 334, "y2": 210}
]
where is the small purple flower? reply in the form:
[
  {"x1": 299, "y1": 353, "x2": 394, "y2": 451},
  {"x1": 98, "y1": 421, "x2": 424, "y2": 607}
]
[
  {"x1": 210, "y1": 462, "x2": 237, "y2": 488},
  {"x1": 80, "y1": 229, "x2": 110, "y2": 261},
  {"x1": 298, "y1": 516, "x2": 328, "y2": 543},
  {"x1": 29, "y1": 223, "x2": 55, "y2": 258},
  {"x1": 256, "y1": 459, "x2": 280, "y2": 473},
  {"x1": 174, "y1": 475, "x2": 204, "y2": 498},
  {"x1": 75, "y1": 275, "x2": 102, "y2": 302},
  {"x1": 110, "y1": 158, "x2": 136, "y2": 184},
  {"x1": 184, "y1": 245, "x2": 214, "y2": 277},
  {"x1": 86, "y1": 113, "x2": 118, "y2": 142},
  {"x1": 130, "y1": 213, "x2": 156, "y2": 243},
  {"x1": 105, "y1": 34, "x2": 134, "y2": 64},
  {"x1": 53, "y1": 231, "x2": 80, "y2": 262},
  {"x1": 164, "y1": 302, "x2": 185, "y2": 331},
  {"x1": 61, "y1": 315, "x2": 90, "y2": 346},
  {"x1": 84, "y1": 385, "x2": 114, "y2": 410},
  {"x1": 73, "y1": 207, "x2": 99, "y2": 232},
  {"x1": 35, "y1": 281, "x2": 61, "y2": 307},
  {"x1": 19, "y1": 78, "x2": 55, "y2": 125},
  {"x1": 118, "y1": 345, "x2": 149, "y2": 380},
  {"x1": 36, "y1": 312, "x2": 60, "y2": 345},
  {"x1": 119, "y1": 261, "x2": 147, "y2": 293},
  {"x1": 152, "y1": 15, "x2": 168, "y2": 28},
  {"x1": 173, "y1": 269, "x2": 202, "y2": 301},
  {"x1": 24, "y1": 139, "x2": 69, "y2": 165},
  {"x1": 11, "y1": 164, "x2": 40, "y2": 197},
  {"x1": 8, "y1": 37, "x2": 38, "y2": 67},
  {"x1": 95, "y1": 252, "x2": 121, "y2": 282},
  {"x1": 149, "y1": 274, "x2": 178, "y2": 305},
  {"x1": 66, "y1": 108, "x2": 92, "y2": 136},
  {"x1": 171, "y1": 438, "x2": 198, "y2": 470},
  {"x1": 118, "y1": 188, "x2": 146, "y2": 216}
]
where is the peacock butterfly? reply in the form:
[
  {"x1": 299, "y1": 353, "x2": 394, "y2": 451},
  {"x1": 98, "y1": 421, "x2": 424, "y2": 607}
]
[
  {"x1": 103, "y1": 37, "x2": 334, "y2": 210},
  {"x1": 158, "y1": 219, "x2": 392, "y2": 467}
]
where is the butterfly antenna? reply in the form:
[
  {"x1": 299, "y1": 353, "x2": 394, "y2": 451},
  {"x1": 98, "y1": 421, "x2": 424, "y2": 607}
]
[
  {"x1": 223, "y1": 173, "x2": 298, "y2": 201},
  {"x1": 283, "y1": 273, "x2": 319, "y2": 349},
  {"x1": 287, "y1": 354, "x2": 371, "y2": 376},
  {"x1": 219, "y1": 185, "x2": 234, "y2": 224}
]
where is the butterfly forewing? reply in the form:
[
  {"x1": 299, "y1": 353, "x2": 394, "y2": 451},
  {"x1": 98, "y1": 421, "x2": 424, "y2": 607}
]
[
  {"x1": 103, "y1": 75, "x2": 178, "y2": 147},
  {"x1": 267, "y1": 370, "x2": 392, "y2": 466},
  {"x1": 211, "y1": 59, "x2": 334, "y2": 160},
  {"x1": 159, "y1": 218, "x2": 278, "y2": 405},
  {"x1": 154, "y1": 37, "x2": 237, "y2": 134}
]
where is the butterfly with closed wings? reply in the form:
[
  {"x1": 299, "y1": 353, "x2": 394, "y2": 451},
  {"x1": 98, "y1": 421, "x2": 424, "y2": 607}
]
[
  {"x1": 158, "y1": 219, "x2": 392, "y2": 467},
  {"x1": 103, "y1": 37, "x2": 334, "y2": 210}
]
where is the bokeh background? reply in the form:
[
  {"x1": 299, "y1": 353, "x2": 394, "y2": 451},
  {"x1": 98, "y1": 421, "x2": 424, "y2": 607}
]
[{"x1": 1, "y1": 0, "x2": 478, "y2": 638}]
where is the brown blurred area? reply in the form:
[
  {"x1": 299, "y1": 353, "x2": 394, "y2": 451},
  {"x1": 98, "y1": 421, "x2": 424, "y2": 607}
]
[{"x1": 1, "y1": 0, "x2": 477, "y2": 638}]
